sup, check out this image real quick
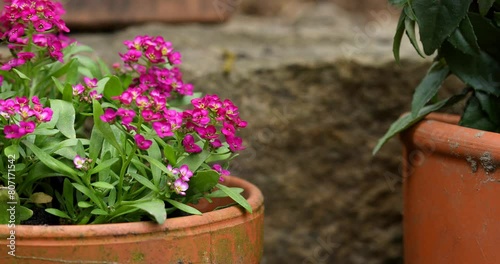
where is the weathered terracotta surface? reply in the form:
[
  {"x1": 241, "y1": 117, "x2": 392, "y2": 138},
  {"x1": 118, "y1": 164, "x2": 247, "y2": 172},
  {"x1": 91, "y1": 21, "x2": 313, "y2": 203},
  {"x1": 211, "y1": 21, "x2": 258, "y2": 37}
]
[
  {"x1": 0, "y1": 176, "x2": 264, "y2": 264},
  {"x1": 401, "y1": 113, "x2": 500, "y2": 264}
]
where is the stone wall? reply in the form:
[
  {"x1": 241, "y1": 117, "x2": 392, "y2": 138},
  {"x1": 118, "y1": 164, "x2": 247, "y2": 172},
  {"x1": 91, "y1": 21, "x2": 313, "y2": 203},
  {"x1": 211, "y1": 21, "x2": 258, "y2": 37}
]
[{"x1": 70, "y1": 3, "x2": 464, "y2": 263}]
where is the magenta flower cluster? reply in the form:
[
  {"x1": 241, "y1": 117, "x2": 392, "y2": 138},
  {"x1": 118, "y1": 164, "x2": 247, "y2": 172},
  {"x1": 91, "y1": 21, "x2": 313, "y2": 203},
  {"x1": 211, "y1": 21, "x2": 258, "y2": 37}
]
[
  {"x1": 100, "y1": 35, "x2": 247, "y2": 155},
  {"x1": 72, "y1": 77, "x2": 103, "y2": 103},
  {"x1": 0, "y1": 0, "x2": 70, "y2": 63},
  {"x1": 0, "y1": 96, "x2": 53, "y2": 139}
]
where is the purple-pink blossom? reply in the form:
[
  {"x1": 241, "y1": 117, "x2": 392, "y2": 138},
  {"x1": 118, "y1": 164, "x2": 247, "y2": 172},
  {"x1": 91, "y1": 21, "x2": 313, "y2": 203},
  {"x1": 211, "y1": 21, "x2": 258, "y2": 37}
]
[
  {"x1": 182, "y1": 134, "x2": 202, "y2": 153},
  {"x1": 134, "y1": 134, "x2": 152, "y2": 150}
]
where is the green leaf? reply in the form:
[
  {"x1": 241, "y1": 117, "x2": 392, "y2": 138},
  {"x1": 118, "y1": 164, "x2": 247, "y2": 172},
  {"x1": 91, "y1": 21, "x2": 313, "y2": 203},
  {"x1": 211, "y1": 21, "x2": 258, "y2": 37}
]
[
  {"x1": 17, "y1": 206, "x2": 33, "y2": 221},
  {"x1": 404, "y1": 16, "x2": 426, "y2": 58},
  {"x1": 373, "y1": 89, "x2": 469, "y2": 155},
  {"x1": 45, "y1": 208, "x2": 72, "y2": 219},
  {"x1": 50, "y1": 99, "x2": 76, "y2": 139},
  {"x1": 459, "y1": 93, "x2": 498, "y2": 131},
  {"x1": 442, "y1": 42, "x2": 500, "y2": 96},
  {"x1": 78, "y1": 201, "x2": 93, "y2": 208},
  {"x1": 389, "y1": 0, "x2": 408, "y2": 6},
  {"x1": 166, "y1": 199, "x2": 202, "y2": 215},
  {"x1": 89, "y1": 127, "x2": 104, "y2": 161},
  {"x1": 72, "y1": 183, "x2": 105, "y2": 209},
  {"x1": 12, "y1": 68, "x2": 30, "y2": 80},
  {"x1": 22, "y1": 140, "x2": 79, "y2": 178},
  {"x1": 140, "y1": 155, "x2": 171, "y2": 175},
  {"x1": 91, "y1": 209, "x2": 109, "y2": 215},
  {"x1": 91, "y1": 182, "x2": 115, "y2": 190},
  {"x1": 63, "y1": 179, "x2": 75, "y2": 218},
  {"x1": 468, "y1": 12, "x2": 500, "y2": 61},
  {"x1": 62, "y1": 83, "x2": 73, "y2": 102},
  {"x1": 4, "y1": 144, "x2": 19, "y2": 160},
  {"x1": 178, "y1": 150, "x2": 211, "y2": 171},
  {"x1": 147, "y1": 140, "x2": 162, "y2": 185},
  {"x1": 129, "y1": 172, "x2": 159, "y2": 192},
  {"x1": 130, "y1": 199, "x2": 166, "y2": 224},
  {"x1": 411, "y1": 60, "x2": 450, "y2": 117},
  {"x1": 206, "y1": 187, "x2": 244, "y2": 198},
  {"x1": 186, "y1": 170, "x2": 220, "y2": 196},
  {"x1": 103, "y1": 75, "x2": 123, "y2": 101},
  {"x1": 93, "y1": 100, "x2": 123, "y2": 154},
  {"x1": 478, "y1": 0, "x2": 496, "y2": 16},
  {"x1": 87, "y1": 158, "x2": 120, "y2": 175},
  {"x1": 29, "y1": 192, "x2": 53, "y2": 204},
  {"x1": 411, "y1": 0, "x2": 471, "y2": 55},
  {"x1": 215, "y1": 183, "x2": 252, "y2": 213},
  {"x1": 393, "y1": 12, "x2": 407, "y2": 63},
  {"x1": 447, "y1": 15, "x2": 480, "y2": 55},
  {"x1": 475, "y1": 91, "x2": 500, "y2": 125}
]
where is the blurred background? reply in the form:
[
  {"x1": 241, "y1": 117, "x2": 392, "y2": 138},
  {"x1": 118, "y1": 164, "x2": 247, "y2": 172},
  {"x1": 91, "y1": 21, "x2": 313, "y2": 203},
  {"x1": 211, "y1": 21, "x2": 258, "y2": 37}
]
[{"x1": 46, "y1": 0, "x2": 462, "y2": 263}]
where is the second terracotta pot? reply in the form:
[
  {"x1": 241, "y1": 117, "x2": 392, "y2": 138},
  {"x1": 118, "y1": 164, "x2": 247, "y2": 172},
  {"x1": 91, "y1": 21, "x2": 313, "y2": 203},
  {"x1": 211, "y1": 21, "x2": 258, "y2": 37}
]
[{"x1": 400, "y1": 113, "x2": 500, "y2": 264}]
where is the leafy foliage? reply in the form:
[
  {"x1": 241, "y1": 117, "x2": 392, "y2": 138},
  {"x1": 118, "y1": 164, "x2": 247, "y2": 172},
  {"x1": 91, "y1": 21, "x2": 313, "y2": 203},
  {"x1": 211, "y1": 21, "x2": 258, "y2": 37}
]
[
  {"x1": 0, "y1": 0, "x2": 252, "y2": 225},
  {"x1": 375, "y1": 0, "x2": 500, "y2": 154}
]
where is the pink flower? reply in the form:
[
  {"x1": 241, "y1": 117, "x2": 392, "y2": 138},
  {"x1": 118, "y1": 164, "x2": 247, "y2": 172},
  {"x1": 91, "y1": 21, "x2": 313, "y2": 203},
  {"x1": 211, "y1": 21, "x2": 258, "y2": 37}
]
[
  {"x1": 36, "y1": 108, "x2": 53, "y2": 122},
  {"x1": 4, "y1": 124, "x2": 21, "y2": 139},
  {"x1": 116, "y1": 108, "x2": 136, "y2": 125},
  {"x1": 72, "y1": 84, "x2": 85, "y2": 95},
  {"x1": 100, "y1": 108, "x2": 117, "y2": 123},
  {"x1": 226, "y1": 136, "x2": 245, "y2": 152},
  {"x1": 213, "y1": 164, "x2": 230, "y2": 182},
  {"x1": 173, "y1": 178, "x2": 189, "y2": 196},
  {"x1": 84, "y1": 77, "x2": 98, "y2": 89},
  {"x1": 19, "y1": 121, "x2": 35, "y2": 135},
  {"x1": 145, "y1": 46, "x2": 164, "y2": 63},
  {"x1": 152, "y1": 121, "x2": 173, "y2": 138},
  {"x1": 34, "y1": 20, "x2": 52, "y2": 32},
  {"x1": 182, "y1": 134, "x2": 202, "y2": 153},
  {"x1": 73, "y1": 155, "x2": 88, "y2": 170},
  {"x1": 120, "y1": 49, "x2": 142, "y2": 63},
  {"x1": 134, "y1": 134, "x2": 152, "y2": 150},
  {"x1": 196, "y1": 125, "x2": 218, "y2": 140},
  {"x1": 178, "y1": 165, "x2": 193, "y2": 182}
]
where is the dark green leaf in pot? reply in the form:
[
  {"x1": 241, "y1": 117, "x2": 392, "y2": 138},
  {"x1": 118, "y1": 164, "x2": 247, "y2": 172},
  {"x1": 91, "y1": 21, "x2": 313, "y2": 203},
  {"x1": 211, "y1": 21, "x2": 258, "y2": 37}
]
[
  {"x1": 404, "y1": 16, "x2": 426, "y2": 58},
  {"x1": 373, "y1": 89, "x2": 469, "y2": 155},
  {"x1": 411, "y1": 0, "x2": 471, "y2": 55},
  {"x1": 475, "y1": 91, "x2": 500, "y2": 126},
  {"x1": 130, "y1": 199, "x2": 166, "y2": 224},
  {"x1": 393, "y1": 12, "x2": 407, "y2": 63},
  {"x1": 411, "y1": 60, "x2": 450, "y2": 117},
  {"x1": 478, "y1": 0, "x2": 496, "y2": 16},
  {"x1": 468, "y1": 12, "x2": 500, "y2": 61},
  {"x1": 185, "y1": 170, "x2": 220, "y2": 196},
  {"x1": 459, "y1": 93, "x2": 498, "y2": 131},
  {"x1": 447, "y1": 15, "x2": 480, "y2": 55},
  {"x1": 441, "y1": 41, "x2": 500, "y2": 96}
]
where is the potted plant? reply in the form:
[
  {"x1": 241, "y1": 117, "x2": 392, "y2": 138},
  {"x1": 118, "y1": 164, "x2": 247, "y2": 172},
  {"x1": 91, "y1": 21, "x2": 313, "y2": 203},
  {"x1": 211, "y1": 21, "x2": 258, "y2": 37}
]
[
  {"x1": 0, "y1": 0, "x2": 263, "y2": 263},
  {"x1": 374, "y1": 0, "x2": 500, "y2": 263}
]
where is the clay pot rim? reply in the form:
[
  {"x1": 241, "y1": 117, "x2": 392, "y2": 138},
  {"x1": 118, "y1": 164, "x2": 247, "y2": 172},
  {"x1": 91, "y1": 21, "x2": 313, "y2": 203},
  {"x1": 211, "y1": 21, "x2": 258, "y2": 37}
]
[
  {"x1": 0, "y1": 176, "x2": 263, "y2": 238},
  {"x1": 401, "y1": 112, "x2": 500, "y2": 159}
]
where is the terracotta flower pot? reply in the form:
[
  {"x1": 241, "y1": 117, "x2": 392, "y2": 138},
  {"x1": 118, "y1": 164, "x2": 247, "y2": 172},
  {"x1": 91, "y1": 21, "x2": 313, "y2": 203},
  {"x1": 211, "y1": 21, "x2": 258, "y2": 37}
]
[
  {"x1": 0, "y1": 176, "x2": 264, "y2": 264},
  {"x1": 400, "y1": 113, "x2": 500, "y2": 264}
]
